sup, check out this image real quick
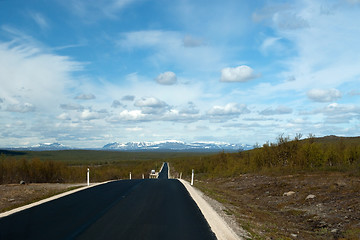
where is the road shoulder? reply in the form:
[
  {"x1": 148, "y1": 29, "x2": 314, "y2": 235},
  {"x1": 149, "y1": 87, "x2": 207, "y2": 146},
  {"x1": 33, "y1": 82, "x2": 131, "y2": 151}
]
[{"x1": 178, "y1": 178, "x2": 248, "y2": 240}]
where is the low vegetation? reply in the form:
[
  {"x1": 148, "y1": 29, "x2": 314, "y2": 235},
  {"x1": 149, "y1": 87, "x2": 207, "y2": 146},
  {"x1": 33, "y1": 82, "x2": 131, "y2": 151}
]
[
  {"x1": 0, "y1": 151, "x2": 192, "y2": 184},
  {"x1": 168, "y1": 134, "x2": 360, "y2": 179}
]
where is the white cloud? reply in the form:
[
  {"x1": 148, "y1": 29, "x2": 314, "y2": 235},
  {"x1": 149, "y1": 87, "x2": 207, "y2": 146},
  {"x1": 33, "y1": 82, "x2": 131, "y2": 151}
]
[
  {"x1": 29, "y1": 12, "x2": 49, "y2": 30},
  {"x1": 121, "y1": 95, "x2": 135, "y2": 101},
  {"x1": 162, "y1": 109, "x2": 201, "y2": 123},
  {"x1": 0, "y1": 37, "x2": 82, "y2": 112},
  {"x1": 300, "y1": 102, "x2": 360, "y2": 126},
  {"x1": 111, "y1": 100, "x2": 124, "y2": 108},
  {"x1": 134, "y1": 97, "x2": 169, "y2": 114},
  {"x1": 155, "y1": 71, "x2": 177, "y2": 85},
  {"x1": 320, "y1": 103, "x2": 360, "y2": 124},
  {"x1": 74, "y1": 93, "x2": 96, "y2": 100},
  {"x1": 118, "y1": 30, "x2": 180, "y2": 50},
  {"x1": 179, "y1": 102, "x2": 199, "y2": 115},
  {"x1": 134, "y1": 97, "x2": 167, "y2": 108},
  {"x1": 125, "y1": 127, "x2": 143, "y2": 132},
  {"x1": 253, "y1": 3, "x2": 309, "y2": 30},
  {"x1": 307, "y1": 89, "x2": 342, "y2": 102},
  {"x1": 260, "y1": 37, "x2": 282, "y2": 54},
  {"x1": 322, "y1": 103, "x2": 360, "y2": 115},
  {"x1": 115, "y1": 109, "x2": 146, "y2": 121},
  {"x1": 220, "y1": 65, "x2": 260, "y2": 82},
  {"x1": 267, "y1": 1, "x2": 360, "y2": 93},
  {"x1": 57, "y1": 113, "x2": 71, "y2": 120},
  {"x1": 207, "y1": 103, "x2": 250, "y2": 118},
  {"x1": 259, "y1": 106, "x2": 293, "y2": 115},
  {"x1": 60, "y1": 103, "x2": 84, "y2": 111},
  {"x1": 6, "y1": 103, "x2": 36, "y2": 113},
  {"x1": 117, "y1": 30, "x2": 224, "y2": 72},
  {"x1": 63, "y1": 0, "x2": 136, "y2": 21},
  {"x1": 79, "y1": 109, "x2": 106, "y2": 120},
  {"x1": 273, "y1": 12, "x2": 309, "y2": 30}
]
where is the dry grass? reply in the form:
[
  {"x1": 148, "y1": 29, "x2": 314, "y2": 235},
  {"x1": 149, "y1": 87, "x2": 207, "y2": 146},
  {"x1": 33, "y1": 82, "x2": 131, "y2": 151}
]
[
  {"x1": 196, "y1": 172, "x2": 360, "y2": 240},
  {"x1": 0, "y1": 183, "x2": 85, "y2": 213}
]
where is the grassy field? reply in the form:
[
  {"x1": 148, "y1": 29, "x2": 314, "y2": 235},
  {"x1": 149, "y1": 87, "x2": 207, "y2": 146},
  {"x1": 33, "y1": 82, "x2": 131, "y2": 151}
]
[
  {"x1": 0, "y1": 150, "x2": 209, "y2": 165},
  {"x1": 0, "y1": 150, "x2": 210, "y2": 184}
]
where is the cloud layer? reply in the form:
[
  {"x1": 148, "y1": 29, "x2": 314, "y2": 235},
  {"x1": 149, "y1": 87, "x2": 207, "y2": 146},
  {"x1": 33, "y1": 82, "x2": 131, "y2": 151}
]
[
  {"x1": 307, "y1": 89, "x2": 342, "y2": 102},
  {"x1": 0, "y1": 0, "x2": 359, "y2": 147}
]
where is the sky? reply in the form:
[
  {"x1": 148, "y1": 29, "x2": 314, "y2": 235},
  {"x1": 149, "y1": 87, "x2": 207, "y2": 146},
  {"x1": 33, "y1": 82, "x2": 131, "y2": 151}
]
[{"x1": 0, "y1": 0, "x2": 360, "y2": 148}]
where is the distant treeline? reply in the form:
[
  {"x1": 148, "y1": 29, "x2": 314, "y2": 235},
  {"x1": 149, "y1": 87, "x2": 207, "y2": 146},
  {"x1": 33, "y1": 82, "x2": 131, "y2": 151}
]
[
  {"x1": 169, "y1": 134, "x2": 360, "y2": 178},
  {"x1": 2, "y1": 135, "x2": 360, "y2": 183},
  {"x1": 0, "y1": 156, "x2": 159, "y2": 184}
]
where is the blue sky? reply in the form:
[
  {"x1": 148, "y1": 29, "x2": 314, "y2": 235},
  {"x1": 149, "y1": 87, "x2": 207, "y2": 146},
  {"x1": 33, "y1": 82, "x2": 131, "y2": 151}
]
[{"x1": 0, "y1": 0, "x2": 360, "y2": 148}]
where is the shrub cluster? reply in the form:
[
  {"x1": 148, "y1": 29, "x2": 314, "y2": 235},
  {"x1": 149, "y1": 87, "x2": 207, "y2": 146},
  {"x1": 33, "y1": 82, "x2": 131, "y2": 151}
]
[{"x1": 169, "y1": 134, "x2": 360, "y2": 179}]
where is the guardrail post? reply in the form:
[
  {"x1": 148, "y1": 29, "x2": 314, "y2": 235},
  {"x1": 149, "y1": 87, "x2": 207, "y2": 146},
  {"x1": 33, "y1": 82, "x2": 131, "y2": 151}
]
[
  {"x1": 191, "y1": 169, "x2": 194, "y2": 186},
  {"x1": 87, "y1": 168, "x2": 90, "y2": 186}
]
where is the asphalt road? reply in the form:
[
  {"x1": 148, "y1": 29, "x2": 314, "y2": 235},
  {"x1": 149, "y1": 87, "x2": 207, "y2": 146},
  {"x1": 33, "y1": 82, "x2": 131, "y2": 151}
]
[
  {"x1": 158, "y1": 162, "x2": 169, "y2": 179},
  {"x1": 0, "y1": 163, "x2": 216, "y2": 240}
]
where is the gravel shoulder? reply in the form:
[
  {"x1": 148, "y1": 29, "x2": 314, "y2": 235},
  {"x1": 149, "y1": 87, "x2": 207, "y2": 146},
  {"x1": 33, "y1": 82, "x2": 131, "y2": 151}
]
[{"x1": 179, "y1": 178, "x2": 249, "y2": 240}]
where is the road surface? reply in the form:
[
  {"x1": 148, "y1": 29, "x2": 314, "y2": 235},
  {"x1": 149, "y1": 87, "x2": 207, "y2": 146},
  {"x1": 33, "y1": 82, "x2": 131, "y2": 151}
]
[
  {"x1": 158, "y1": 162, "x2": 169, "y2": 179},
  {"x1": 0, "y1": 163, "x2": 216, "y2": 240}
]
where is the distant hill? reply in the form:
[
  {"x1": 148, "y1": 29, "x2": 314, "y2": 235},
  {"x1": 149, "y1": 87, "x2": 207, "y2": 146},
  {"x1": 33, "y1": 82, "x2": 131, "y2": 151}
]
[{"x1": 313, "y1": 135, "x2": 360, "y2": 143}]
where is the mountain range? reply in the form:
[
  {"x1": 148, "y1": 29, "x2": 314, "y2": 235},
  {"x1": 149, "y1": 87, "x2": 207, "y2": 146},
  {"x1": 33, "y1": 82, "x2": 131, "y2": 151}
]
[
  {"x1": 6, "y1": 143, "x2": 73, "y2": 151},
  {"x1": 102, "y1": 140, "x2": 253, "y2": 152},
  {"x1": 4, "y1": 140, "x2": 253, "y2": 152}
]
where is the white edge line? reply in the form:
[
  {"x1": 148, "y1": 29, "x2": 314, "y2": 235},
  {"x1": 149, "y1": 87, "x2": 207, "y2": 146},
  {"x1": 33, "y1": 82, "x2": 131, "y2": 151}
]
[
  {"x1": 178, "y1": 179, "x2": 241, "y2": 240},
  {"x1": 0, "y1": 180, "x2": 114, "y2": 218},
  {"x1": 167, "y1": 162, "x2": 171, "y2": 179},
  {"x1": 158, "y1": 162, "x2": 165, "y2": 175}
]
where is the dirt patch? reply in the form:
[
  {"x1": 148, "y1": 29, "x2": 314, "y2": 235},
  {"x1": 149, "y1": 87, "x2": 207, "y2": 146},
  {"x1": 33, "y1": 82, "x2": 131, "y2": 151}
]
[
  {"x1": 0, "y1": 183, "x2": 85, "y2": 213},
  {"x1": 196, "y1": 172, "x2": 360, "y2": 240}
]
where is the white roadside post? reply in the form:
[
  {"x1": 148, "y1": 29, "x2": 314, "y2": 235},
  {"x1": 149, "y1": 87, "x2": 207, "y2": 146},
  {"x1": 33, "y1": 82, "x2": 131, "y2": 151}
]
[
  {"x1": 179, "y1": 172, "x2": 182, "y2": 179},
  {"x1": 191, "y1": 169, "x2": 194, "y2": 186},
  {"x1": 130, "y1": 172, "x2": 132, "y2": 180},
  {"x1": 142, "y1": 174, "x2": 144, "y2": 179},
  {"x1": 87, "y1": 168, "x2": 90, "y2": 186}
]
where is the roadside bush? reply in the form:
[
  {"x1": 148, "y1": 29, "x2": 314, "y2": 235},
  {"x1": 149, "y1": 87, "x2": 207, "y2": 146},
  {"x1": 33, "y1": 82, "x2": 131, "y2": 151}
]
[{"x1": 169, "y1": 134, "x2": 360, "y2": 179}]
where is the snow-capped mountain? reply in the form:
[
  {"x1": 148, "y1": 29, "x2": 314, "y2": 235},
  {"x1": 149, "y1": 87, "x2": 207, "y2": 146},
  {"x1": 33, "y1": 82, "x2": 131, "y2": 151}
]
[
  {"x1": 26, "y1": 143, "x2": 72, "y2": 151},
  {"x1": 103, "y1": 140, "x2": 253, "y2": 152}
]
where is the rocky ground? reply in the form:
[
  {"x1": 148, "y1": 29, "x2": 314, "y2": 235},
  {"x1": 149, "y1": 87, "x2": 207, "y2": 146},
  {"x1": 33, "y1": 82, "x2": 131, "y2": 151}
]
[
  {"x1": 0, "y1": 183, "x2": 85, "y2": 213},
  {"x1": 196, "y1": 172, "x2": 360, "y2": 240}
]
